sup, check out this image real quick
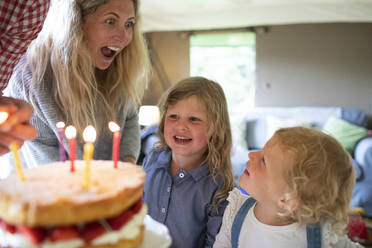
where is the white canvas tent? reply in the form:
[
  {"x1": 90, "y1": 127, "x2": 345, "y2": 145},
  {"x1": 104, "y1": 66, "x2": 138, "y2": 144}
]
[{"x1": 139, "y1": 0, "x2": 372, "y2": 32}]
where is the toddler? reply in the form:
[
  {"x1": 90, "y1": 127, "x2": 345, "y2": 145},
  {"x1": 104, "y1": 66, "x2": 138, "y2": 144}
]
[{"x1": 214, "y1": 127, "x2": 363, "y2": 248}]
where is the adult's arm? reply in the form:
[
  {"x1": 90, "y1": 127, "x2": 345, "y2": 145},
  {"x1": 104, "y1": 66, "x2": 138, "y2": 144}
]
[
  {"x1": 120, "y1": 101, "x2": 141, "y2": 163},
  {"x1": 0, "y1": 0, "x2": 49, "y2": 155},
  {"x1": 0, "y1": 0, "x2": 50, "y2": 90}
]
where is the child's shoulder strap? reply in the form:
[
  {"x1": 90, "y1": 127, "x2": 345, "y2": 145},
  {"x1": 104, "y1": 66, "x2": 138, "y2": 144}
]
[
  {"x1": 231, "y1": 197, "x2": 256, "y2": 248},
  {"x1": 231, "y1": 197, "x2": 322, "y2": 248},
  {"x1": 306, "y1": 222, "x2": 322, "y2": 248}
]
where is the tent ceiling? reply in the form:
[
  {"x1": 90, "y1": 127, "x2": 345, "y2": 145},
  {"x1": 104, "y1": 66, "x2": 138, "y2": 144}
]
[{"x1": 139, "y1": 0, "x2": 372, "y2": 32}]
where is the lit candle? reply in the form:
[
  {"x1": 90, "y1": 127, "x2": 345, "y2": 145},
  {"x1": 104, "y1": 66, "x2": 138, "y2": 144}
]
[
  {"x1": 82, "y1": 125, "x2": 96, "y2": 189},
  {"x1": 65, "y1": 125, "x2": 77, "y2": 172},
  {"x1": 9, "y1": 143, "x2": 25, "y2": 181},
  {"x1": 0, "y1": 112, "x2": 9, "y2": 125},
  {"x1": 56, "y1": 122, "x2": 66, "y2": 162},
  {"x1": 108, "y1": 121, "x2": 121, "y2": 168}
]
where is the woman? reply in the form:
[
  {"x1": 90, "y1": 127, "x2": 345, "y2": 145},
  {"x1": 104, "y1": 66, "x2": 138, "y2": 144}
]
[{"x1": 6, "y1": 0, "x2": 151, "y2": 167}]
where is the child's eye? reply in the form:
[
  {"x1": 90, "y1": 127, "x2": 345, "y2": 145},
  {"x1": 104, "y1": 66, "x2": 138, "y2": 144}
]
[
  {"x1": 189, "y1": 117, "x2": 201, "y2": 122},
  {"x1": 105, "y1": 18, "x2": 115, "y2": 25},
  {"x1": 168, "y1": 114, "x2": 178, "y2": 120}
]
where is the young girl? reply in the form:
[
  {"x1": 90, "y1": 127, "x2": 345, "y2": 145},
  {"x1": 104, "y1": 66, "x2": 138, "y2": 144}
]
[
  {"x1": 6, "y1": 0, "x2": 151, "y2": 167},
  {"x1": 214, "y1": 126, "x2": 362, "y2": 248},
  {"x1": 142, "y1": 77, "x2": 234, "y2": 248}
]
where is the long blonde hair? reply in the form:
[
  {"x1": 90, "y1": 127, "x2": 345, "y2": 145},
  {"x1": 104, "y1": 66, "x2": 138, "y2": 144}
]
[
  {"x1": 157, "y1": 77, "x2": 234, "y2": 207},
  {"x1": 274, "y1": 127, "x2": 355, "y2": 235},
  {"x1": 26, "y1": 0, "x2": 151, "y2": 136}
]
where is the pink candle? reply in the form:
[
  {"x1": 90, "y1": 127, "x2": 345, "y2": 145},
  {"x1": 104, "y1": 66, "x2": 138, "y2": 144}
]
[
  {"x1": 109, "y1": 121, "x2": 121, "y2": 168},
  {"x1": 65, "y1": 125, "x2": 77, "y2": 172},
  {"x1": 56, "y1": 122, "x2": 66, "y2": 162}
]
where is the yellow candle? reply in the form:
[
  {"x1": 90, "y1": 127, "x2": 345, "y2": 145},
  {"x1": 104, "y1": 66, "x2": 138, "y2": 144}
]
[
  {"x1": 83, "y1": 142, "x2": 94, "y2": 188},
  {"x1": 82, "y1": 126, "x2": 96, "y2": 189},
  {"x1": 10, "y1": 143, "x2": 25, "y2": 181}
]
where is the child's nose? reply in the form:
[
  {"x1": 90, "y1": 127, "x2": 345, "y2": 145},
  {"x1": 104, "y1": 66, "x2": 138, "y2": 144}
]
[
  {"x1": 176, "y1": 119, "x2": 189, "y2": 131},
  {"x1": 248, "y1": 151, "x2": 255, "y2": 160},
  {"x1": 248, "y1": 150, "x2": 261, "y2": 162}
]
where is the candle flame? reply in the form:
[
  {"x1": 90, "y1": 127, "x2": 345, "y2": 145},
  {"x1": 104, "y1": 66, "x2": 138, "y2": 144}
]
[
  {"x1": 65, "y1": 125, "x2": 77, "y2": 139},
  {"x1": 56, "y1": 121, "x2": 65, "y2": 129},
  {"x1": 108, "y1": 121, "x2": 120, "y2": 132},
  {"x1": 83, "y1": 125, "x2": 96, "y2": 143},
  {"x1": 0, "y1": 112, "x2": 9, "y2": 124}
]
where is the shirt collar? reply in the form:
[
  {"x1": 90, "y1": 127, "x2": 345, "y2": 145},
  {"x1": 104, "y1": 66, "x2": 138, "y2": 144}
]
[
  {"x1": 154, "y1": 149, "x2": 210, "y2": 181},
  {"x1": 183, "y1": 162, "x2": 209, "y2": 182}
]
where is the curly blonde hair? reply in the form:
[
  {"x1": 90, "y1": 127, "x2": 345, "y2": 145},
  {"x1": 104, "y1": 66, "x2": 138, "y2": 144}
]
[
  {"x1": 156, "y1": 77, "x2": 234, "y2": 208},
  {"x1": 26, "y1": 0, "x2": 151, "y2": 137},
  {"x1": 274, "y1": 126, "x2": 355, "y2": 235}
]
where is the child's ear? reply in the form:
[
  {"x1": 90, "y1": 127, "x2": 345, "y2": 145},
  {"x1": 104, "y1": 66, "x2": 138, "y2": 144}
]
[{"x1": 278, "y1": 193, "x2": 298, "y2": 212}]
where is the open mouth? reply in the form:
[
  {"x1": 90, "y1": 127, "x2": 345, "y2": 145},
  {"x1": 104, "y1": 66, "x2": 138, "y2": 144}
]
[
  {"x1": 174, "y1": 135, "x2": 192, "y2": 144},
  {"x1": 101, "y1": 46, "x2": 120, "y2": 58},
  {"x1": 244, "y1": 169, "x2": 250, "y2": 176}
]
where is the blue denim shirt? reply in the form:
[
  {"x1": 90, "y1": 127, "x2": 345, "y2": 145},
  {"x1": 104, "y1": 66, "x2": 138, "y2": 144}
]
[{"x1": 143, "y1": 149, "x2": 227, "y2": 248}]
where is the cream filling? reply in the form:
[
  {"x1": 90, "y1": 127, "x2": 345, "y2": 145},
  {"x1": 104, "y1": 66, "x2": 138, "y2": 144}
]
[{"x1": 0, "y1": 205, "x2": 147, "y2": 248}]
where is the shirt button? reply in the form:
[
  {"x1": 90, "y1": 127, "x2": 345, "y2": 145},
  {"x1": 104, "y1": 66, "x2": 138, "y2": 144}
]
[
  {"x1": 179, "y1": 172, "x2": 185, "y2": 178},
  {"x1": 161, "y1": 208, "x2": 166, "y2": 213},
  {"x1": 167, "y1": 186, "x2": 171, "y2": 192}
]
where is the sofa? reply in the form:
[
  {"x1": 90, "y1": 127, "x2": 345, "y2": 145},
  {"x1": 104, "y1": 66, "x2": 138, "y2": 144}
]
[{"x1": 231, "y1": 106, "x2": 372, "y2": 216}]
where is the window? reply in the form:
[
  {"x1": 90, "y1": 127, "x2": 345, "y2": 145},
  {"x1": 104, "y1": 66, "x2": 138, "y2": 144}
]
[{"x1": 190, "y1": 31, "x2": 256, "y2": 154}]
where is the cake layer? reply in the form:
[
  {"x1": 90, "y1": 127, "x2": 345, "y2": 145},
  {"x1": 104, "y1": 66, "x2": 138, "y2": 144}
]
[
  {"x1": 0, "y1": 226, "x2": 144, "y2": 248},
  {"x1": 83, "y1": 225, "x2": 144, "y2": 248},
  {"x1": 0, "y1": 161, "x2": 145, "y2": 227},
  {"x1": 0, "y1": 204, "x2": 147, "y2": 248}
]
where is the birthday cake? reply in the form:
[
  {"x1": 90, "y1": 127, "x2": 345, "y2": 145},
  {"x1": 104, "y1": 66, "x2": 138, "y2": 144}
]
[{"x1": 0, "y1": 160, "x2": 146, "y2": 248}]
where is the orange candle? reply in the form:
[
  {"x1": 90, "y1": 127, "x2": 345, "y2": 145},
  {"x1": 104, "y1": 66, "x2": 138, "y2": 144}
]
[
  {"x1": 82, "y1": 125, "x2": 96, "y2": 189},
  {"x1": 65, "y1": 125, "x2": 77, "y2": 172},
  {"x1": 108, "y1": 121, "x2": 121, "y2": 168}
]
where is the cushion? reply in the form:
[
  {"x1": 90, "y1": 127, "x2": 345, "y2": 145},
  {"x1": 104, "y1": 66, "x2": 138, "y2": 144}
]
[
  {"x1": 245, "y1": 116, "x2": 313, "y2": 149},
  {"x1": 341, "y1": 108, "x2": 368, "y2": 128},
  {"x1": 266, "y1": 115, "x2": 313, "y2": 140},
  {"x1": 323, "y1": 116, "x2": 368, "y2": 153},
  {"x1": 354, "y1": 137, "x2": 372, "y2": 169},
  {"x1": 244, "y1": 107, "x2": 341, "y2": 149}
]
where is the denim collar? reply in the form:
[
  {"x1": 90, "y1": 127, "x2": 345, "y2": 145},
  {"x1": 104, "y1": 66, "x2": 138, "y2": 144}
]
[{"x1": 154, "y1": 149, "x2": 210, "y2": 182}]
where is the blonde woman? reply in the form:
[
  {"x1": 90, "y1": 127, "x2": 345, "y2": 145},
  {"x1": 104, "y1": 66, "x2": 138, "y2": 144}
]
[
  {"x1": 214, "y1": 127, "x2": 361, "y2": 248},
  {"x1": 6, "y1": 0, "x2": 151, "y2": 167},
  {"x1": 143, "y1": 77, "x2": 234, "y2": 248}
]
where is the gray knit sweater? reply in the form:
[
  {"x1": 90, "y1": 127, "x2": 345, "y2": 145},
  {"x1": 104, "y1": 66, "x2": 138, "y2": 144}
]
[{"x1": 5, "y1": 56, "x2": 140, "y2": 168}]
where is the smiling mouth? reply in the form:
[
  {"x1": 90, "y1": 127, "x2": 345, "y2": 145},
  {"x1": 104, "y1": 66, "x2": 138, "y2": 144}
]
[
  {"x1": 174, "y1": 136, "x2": 192, "y2": 143},
  {"x1": 101, "y1": 46, "x2": 120, "y2": 58}
]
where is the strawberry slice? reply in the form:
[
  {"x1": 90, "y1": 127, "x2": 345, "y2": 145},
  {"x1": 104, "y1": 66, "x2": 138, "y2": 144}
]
[
  {"x1": 0, "y1": 219, "x2": 16, "y2": 234},
  {"x1": 131, "y1": 200, "x2": 143, "y2": 214},
  {"x1": 82, "y1": 222, "x2": 106, "y2": 244},
  {"x1": 49, "y1": 226, "x2": 80, "y2": 242},
  {"x1": 16, "y1": 226, "x2": 45, "y2": 244},
  {"x1": 106, "y1": 209, "x2": 133, "y2": 230}
]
